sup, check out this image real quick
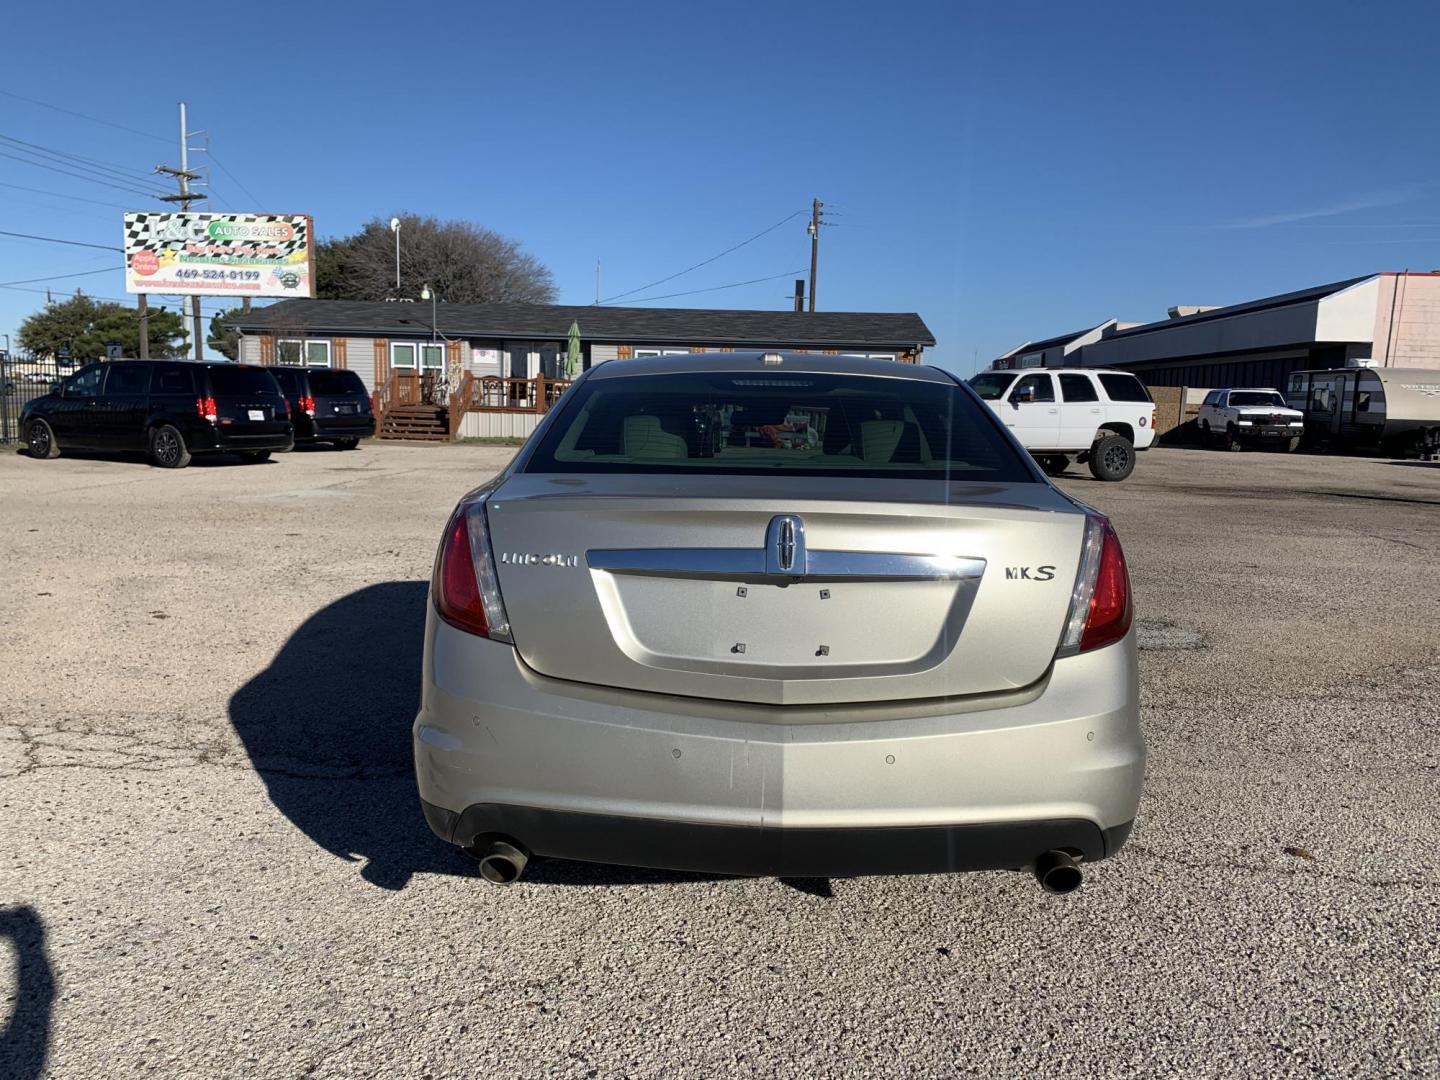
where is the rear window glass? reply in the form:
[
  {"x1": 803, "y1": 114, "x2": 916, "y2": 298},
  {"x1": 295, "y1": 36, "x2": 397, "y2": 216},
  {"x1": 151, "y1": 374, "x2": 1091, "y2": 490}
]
[
  {"x1": 208, "y1": 366, "x2": 280, "y2": 396},
  {"x1": 526, "y1": 371, "x2": 1035, "y2": 481},
  {"x1": 1228, "y1": 391, "x2": 1286, "y2": 407},
  {"x1": 105, "y1": 363, "x2": 150, "y2": 396},
  {"x1": 270, "y1": 368, "x2": 303, "y2": 395},
  {"x1": 153, "y1": 364, "x2": 194, "y2": 395},
  {"x1": 306, "y1": 370, "x2": 366, "y2": 395},
  {"x1": 1098, "y1": 374, "x2": 1151, "y2": 402},
  {"x1": 1059, "y1": 374, "x2": 1098, "y2": 402}
]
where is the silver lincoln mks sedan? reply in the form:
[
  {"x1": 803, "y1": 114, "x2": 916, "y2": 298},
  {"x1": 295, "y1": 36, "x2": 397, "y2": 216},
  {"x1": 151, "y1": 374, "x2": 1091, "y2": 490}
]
[{"x1": 414, "y1": 354, "x2": 1144, "y2": 892}]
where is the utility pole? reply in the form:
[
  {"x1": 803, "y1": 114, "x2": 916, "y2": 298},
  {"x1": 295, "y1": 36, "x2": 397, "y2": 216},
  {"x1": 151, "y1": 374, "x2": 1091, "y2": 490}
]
[
  {"x1": 156, "y1": 102, "x2": 207, "y2": 361},
  {"x1": 137, "y1": 295, "x2": 150, "y2": 359},
  {"x1": 806, "y1": 198, "x2": 824, "y2": 313},
  {"x1": 793, "y1": 279, "x2": 805, "y2": 312},
  {"x1": 595, "y1": 259, "x2": 602, "y2": 305}
]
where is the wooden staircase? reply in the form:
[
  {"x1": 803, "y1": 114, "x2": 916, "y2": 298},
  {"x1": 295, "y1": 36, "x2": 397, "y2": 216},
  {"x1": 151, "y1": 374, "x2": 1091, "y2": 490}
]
[{"x1": 379, "y1": 403, "x2": 450, "y2": 441}]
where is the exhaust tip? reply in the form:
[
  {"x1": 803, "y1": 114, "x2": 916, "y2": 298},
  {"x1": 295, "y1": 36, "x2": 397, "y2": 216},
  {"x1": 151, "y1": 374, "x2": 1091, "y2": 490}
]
[
  {"x1": 1034, "y1": 850, "x2": 1083, "y2": 894},
  {"x1": 476, "y1": 839, "x2": 528, "y2": 885}
]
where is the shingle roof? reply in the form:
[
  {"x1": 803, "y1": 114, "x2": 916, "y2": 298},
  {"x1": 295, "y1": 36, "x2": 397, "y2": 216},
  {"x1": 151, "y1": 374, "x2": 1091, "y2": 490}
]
[{"x1": 229, "y1": 299, "x2": 936, "y2": 349}]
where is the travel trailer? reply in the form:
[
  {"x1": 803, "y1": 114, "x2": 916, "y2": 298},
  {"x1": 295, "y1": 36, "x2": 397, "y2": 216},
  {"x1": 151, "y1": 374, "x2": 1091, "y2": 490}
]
[{"x1": 1285, "y1": 366, "x2": 1440, "y2": 459}]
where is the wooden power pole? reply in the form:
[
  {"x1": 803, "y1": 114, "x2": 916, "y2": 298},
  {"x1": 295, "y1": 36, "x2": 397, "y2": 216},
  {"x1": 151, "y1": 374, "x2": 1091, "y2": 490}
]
[
  {"x1": 807, "y1": 198, "x2": 823, "y2": 313},
  {"x1": 156, "y1": 102, "x2": 207, "y2": 361}
]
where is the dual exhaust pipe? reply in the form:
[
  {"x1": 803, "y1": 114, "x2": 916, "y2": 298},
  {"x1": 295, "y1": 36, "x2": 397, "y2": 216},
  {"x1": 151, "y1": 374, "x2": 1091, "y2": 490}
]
[
  {"x1": 471, "y1": 838, "x2": 1083, "y2": 894},
  {"x1": 1033, "y1": 849, "x2": 1083, "y2": 894},
  {"x1": 474, "y1": 839, "x2": 529, "y2": 885}
]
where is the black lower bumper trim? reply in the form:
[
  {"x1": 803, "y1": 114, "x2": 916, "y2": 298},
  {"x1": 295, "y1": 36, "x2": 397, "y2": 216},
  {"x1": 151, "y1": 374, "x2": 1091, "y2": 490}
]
[{"x1": 424, "y1": 799, "x2": 1133, "y2": 878}]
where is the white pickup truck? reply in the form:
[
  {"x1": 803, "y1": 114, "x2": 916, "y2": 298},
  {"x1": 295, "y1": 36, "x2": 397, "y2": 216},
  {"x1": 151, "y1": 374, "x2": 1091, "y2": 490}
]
[
  {"x1": 1196, "y1": 388, "x2": 1305, "y2": 452},
  {"x1": 969, "y1": 368, "x2": 1157, "y2": 481}
]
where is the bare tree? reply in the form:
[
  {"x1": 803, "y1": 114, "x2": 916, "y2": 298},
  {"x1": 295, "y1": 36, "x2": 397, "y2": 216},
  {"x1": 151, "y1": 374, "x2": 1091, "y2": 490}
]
[{"x1": 316, "y1": 214, "x2": 557, "y2": 305}]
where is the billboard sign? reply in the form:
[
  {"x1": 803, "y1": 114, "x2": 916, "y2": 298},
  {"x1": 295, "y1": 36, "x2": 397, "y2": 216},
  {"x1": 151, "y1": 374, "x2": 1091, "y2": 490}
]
[{"x1": 124, "y1": 212, "x2": 314, "y2": 298}]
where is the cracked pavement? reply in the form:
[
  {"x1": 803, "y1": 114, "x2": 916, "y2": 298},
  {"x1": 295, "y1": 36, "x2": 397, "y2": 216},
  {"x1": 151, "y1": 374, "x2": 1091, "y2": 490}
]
[{"x1": 0, "y1": 442, "x2": 1436, "y2": 1078}]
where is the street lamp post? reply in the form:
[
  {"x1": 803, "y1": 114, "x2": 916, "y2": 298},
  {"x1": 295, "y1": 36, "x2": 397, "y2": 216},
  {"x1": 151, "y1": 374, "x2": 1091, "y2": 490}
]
[
  {"x1": 390, "y1": 217, "x2": 402, "y2": 296},
  {"x1": 420, "y1": 285, "x2": 437, "y2": 342}
]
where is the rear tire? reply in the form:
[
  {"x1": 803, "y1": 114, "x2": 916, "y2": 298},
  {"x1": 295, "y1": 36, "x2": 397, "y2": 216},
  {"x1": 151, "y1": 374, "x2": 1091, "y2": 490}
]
[
  {"x1": 333, "y1": 438, "x2": 360, "y2": 451},
  {"x1": 1088, "y1": 435, "x2": 1135, "y2": 481},
  {"x1": 1282, "y1": 436, "x2": 1300, "y2": 453},
  {"x1": 150, "y1": 424, "x2": 191, "y2": 469},
  {"x1": 241, "y1": 450, "x2": 272, "y2": 463},
  {"x1": 1224, "y1": 424, "x2": 1244, "y2": 452},
  {"x1": 26, "y1": 418, "x2": 59, "y2": 459},
  {"x1": 1200, "y1": 420, "x2": 1213, "y2": 447}
]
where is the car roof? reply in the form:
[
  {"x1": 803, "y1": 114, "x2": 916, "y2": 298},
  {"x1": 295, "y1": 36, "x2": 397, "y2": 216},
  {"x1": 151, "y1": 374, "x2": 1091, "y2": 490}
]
[
  {"x1": 975, "y1": 368, "x2": 1142, "y2": 377},
  {"x1": 1222, "y1": 387, "x2": 1284, "y2": 393},
  {"x1": 586, "y1": 351, "x2": 956, "y2": 384}
]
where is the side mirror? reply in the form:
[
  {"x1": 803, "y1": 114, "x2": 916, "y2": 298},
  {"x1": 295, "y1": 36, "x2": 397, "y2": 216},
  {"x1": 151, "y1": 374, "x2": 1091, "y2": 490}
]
[
  {"x1": 50, "y1": 384, "x2": 61, "y2": 396},
  {"x1": 1012, "y1": 387, "x2": 1036, "y2": 406}
]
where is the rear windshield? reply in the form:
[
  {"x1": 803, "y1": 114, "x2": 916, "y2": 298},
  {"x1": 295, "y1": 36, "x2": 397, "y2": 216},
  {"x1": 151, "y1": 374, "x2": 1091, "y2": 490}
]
[
  {"x1": 968, "y1": 372, "x2": 1018, "y2": 400},
  {"x1": 525, "y1": 371, "x2": 1035, "y2": 481},
  {"x1": 1098, "y1": 373, "x2": 1152, "y2": 402},
  {"x1": 306, "y1": 370, "x2": 367, "y2": 395},
  {"x1": 1229, "y1": 391, "x2": 1286, "y2": 407},
  {"x1": 208, "y1": 366, "x2": 280, "y2": 396},
  {"x1": 270, "y1": 368, "x2": 303, "y2": 395}
]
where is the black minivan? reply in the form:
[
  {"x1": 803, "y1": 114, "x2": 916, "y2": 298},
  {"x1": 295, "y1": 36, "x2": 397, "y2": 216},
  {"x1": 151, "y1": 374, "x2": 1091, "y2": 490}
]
[
  {"x1": 269, "y1": 367, "x2": 375, "y2": 449},
  {"x1": 21, "y1": 360, "x2": 293, "y2": 468}
]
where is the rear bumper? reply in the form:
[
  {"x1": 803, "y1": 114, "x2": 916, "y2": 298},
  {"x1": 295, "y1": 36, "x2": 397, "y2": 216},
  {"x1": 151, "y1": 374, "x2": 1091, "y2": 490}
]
[
  {"x1": 422, "y1": 800, "x2": 1134, "y2": 876},
  {"x1": 296, "y1": 416, "x2": 376, "y2": 441},
  {"x1": 414, "y1": 611, "x2": 1145, "y2": 877},
  {"x1": 190, "y1": 424, "x2": 294, "y2": 452}
]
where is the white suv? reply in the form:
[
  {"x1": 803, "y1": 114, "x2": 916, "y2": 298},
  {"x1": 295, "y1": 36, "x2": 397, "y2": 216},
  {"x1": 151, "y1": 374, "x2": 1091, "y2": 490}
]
[
  {"x1": 1196, "y1": 388, "x2": 1305, "y2": 452},
  {"x1": 969, "y1": 368, "x2": 1157, "y2": 481}
]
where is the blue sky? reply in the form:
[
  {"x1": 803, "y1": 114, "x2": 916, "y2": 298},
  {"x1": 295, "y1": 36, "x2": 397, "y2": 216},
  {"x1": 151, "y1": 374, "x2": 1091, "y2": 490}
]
[{"x1": 2, "y1": 0, "x2": 1438, "y2": 374}]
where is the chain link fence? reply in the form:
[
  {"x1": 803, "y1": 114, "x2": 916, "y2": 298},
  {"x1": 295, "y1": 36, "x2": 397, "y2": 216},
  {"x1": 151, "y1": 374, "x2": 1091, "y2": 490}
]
[{"x1": 0, "y1": 354, "x2": 71, "y2": 444}]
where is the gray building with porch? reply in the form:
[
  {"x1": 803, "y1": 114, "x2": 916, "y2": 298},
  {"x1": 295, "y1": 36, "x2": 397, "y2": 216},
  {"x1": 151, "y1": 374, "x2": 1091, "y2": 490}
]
[{"x1": 231, "y1": 299, "x2": 935, "y2": 440}]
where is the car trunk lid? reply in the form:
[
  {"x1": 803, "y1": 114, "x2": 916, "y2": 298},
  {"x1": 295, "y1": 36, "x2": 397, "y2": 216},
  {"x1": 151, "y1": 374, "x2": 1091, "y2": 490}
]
[{"x1": 486, "y1": 474, "x2": 1085, "y2": 706}]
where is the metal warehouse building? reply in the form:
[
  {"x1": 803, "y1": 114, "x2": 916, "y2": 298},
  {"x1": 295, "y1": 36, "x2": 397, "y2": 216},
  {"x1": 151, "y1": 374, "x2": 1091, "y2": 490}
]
[{"x1": 995, "y1": 272, "x2": 1440, "y2": 388}]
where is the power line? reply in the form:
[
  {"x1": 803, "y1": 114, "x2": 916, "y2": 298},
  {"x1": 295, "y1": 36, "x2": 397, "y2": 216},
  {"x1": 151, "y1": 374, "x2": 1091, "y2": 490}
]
[
  {"x1": 0, "y1": 181, "x2": 132, "y2": 210},
  {"x1": 599, "y1": 209, "x2": 806, "y2": 304},
  {"x1": 0, "y1": 87, "x2": 171, "y2": 144},
  {"x1": 0, "y1": 148, "x2": 168, "y2": 198},
  {"x1": 0, "y1": 266, "x2": 116, "y2": 287},
  {"x1": 204, "y1": 148, "x2": 262, "y2": 207},
  {"x1": 0, "y1": 132, "x2": 162, "y2": 187},
  {"x1": 614, "y1": 267, "x2": 809, "y2": 306},
  {"x1": 0, "y1": 229, "x2": 122, "y2": 252}
]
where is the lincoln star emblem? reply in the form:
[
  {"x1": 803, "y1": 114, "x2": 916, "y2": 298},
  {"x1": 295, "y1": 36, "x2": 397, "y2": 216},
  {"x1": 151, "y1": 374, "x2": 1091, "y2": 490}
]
[{"x1": 765, "y1": 515, "x2": 806, "y2": 575}]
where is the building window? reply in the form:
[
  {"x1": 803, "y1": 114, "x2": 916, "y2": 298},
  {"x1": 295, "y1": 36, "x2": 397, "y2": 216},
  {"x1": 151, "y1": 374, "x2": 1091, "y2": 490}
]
[
  {"x1": 391, "y1": 342, "x2": 445, "y2": 373},
  {"x1": 278, "y1": 339, "x2": 331, "y2": 367},
  {"x1": 633, "y1": 348, "x2": 690, "y2": 358},
  {"x1": 841, "y1": 353, "x2": 898, "y2": 362}
]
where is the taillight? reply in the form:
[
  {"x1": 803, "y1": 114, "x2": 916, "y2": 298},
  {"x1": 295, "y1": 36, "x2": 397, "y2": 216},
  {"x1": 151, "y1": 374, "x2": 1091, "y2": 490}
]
[
  {"x1": 195, "y1": 396, "x2": 217, "y2": 423},
  {"x1": 299, "y1": 395, "x2": 316, "y2": 417},
  {"x1": 1057, "y1": 514, "x2": 1133, "y2": 656},
  {"x1": 433, "y1": 501, "x2": 512, "y2": 642}
]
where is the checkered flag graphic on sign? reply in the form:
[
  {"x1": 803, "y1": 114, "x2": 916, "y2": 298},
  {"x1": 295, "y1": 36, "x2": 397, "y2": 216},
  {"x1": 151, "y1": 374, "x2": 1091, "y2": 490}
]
[{"x1": 124, "y1": 213, "x2": 309, "y2": 258}]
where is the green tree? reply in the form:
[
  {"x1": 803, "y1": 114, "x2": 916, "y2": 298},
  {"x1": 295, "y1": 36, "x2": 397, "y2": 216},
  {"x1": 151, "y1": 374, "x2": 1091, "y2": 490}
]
[
  {"x1": 17, "y1": 292, "x2": 186, "y2": 359},
  {"x1": 208, "y1": 306, "x2": 245, "y2": 360},
  {"x1": 315, "y1": 214, "x2": 557, "y2": 304}
]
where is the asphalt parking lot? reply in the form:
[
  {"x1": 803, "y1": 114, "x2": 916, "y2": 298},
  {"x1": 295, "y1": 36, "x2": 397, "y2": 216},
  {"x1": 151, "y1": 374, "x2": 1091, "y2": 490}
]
[{"x1": 1, "y1": 442, "x2": 1437, "y2": 1078}]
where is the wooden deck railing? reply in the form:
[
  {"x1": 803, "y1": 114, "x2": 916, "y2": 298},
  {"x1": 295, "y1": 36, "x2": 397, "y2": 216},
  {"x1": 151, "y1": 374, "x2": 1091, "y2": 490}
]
[{"x1": 447, "y1": 373, "x2": 574, "y2": 438}]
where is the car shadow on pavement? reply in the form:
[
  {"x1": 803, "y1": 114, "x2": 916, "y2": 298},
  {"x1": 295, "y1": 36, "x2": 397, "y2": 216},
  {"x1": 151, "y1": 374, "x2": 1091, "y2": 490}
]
[
  {"x1": 228, "y1": 582, "x2": 759, "y2": 892},
  {"x1": 0, "y1": 906, "x2": 56, "y2": 1080}
]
